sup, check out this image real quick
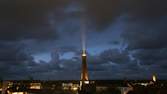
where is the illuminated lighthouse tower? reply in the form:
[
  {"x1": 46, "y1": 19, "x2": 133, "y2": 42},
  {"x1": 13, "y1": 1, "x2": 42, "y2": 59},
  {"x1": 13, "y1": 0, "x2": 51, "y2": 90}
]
[
  {"x1": 81, "y1": 49, "x2": 89, "y2": 82},
  {"x1": 80, "y1": 49, "x2": 89, "y2": 92}
]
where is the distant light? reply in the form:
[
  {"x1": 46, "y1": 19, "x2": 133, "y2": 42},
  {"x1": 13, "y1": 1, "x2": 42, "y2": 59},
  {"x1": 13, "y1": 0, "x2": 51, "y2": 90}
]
[
  {"x1": 30, "y1": 83, "x2": 41, "y2": 89},
  {"x1": 84, "y1": 81, "x2": 89, "y2": 84},
  {"x1": 72, "y1": 87, "x2": 78, "y2": 91},
  {"x1": 12, "y1": 92, "x2": 25, "y2": 94},
  {"x1": 82, "y1": 53, "x2": 86, "y2": 56},
  {"x1": 82, "y1": 49, "x2": 86, "y2": 56},
  {"x1": 140, "y1": 83, "x2": 148, "y2": 86},
  {"x1": 62, "y1": 83, "x2": 79, "y2": 91},
  {"x1": 153, "y1": 75, "x2": 157, "y2": 82}
]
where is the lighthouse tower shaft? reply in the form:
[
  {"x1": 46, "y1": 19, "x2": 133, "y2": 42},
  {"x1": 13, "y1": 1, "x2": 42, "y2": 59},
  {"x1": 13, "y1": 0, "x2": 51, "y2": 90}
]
[{"x1": 81, "y1": 50, "x2": 89, "y2": 81}]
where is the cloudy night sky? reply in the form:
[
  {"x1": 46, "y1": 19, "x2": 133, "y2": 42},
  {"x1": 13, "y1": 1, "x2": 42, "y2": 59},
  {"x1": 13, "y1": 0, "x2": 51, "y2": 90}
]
[{"x1": 0, "y1": 0, "x2": 167, "y2": 80}]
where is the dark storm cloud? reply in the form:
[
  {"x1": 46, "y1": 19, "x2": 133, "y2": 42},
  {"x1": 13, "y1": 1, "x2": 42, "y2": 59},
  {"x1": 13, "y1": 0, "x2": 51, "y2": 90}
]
[
  {"x1": 122, "y1": 16, "x2": 167, "y2": 50},
  {"x1": 130, "y1": 49, "x2": 167, "y2": 78},
  {"x1": 0, "y1": 0, "x2": 70, "y2": 23},
  {"x1": 0, "y1": 42, "x2": 30, "y2": 64},
  {"x1": 26, "y1": 57, "x2": 82, "y2": 80},
  {"x1": 121, "y1": 0, "x2": 167, "y2": 50},
  {"x1": 0, "y1": 42, "x2": 34, "y2": 79},
  {"x1": 133, "y1": 48, "x2": 167, "y2": 65},
  {"x1": 0, "y1": 0, "x2": 71, "y2": 41},
  {"x1": 82, "y1": 0, "x2": 122, "y2": 29},
  {"x1": 0, "y1": 0, "x2": 167, "y2": 41},
  {"x1": 99, "y1": 49, "x2": 130, "y2": 64},
  {"x1": 85, "y1": 49, "x2": 145, "y2": 79},
  {"x1": 0, "y1": 0, "x2": 144, "y2": 41},
  {"x1": 80, "y1": 0, "x2": 167, "y2": 30},
  {"x1": 121, "y1": 15, "x2": 167, "y2": 68},
  {"x1": 121, "y1": 0, "x2": 167, "y2": 79},
  {"x1": 125, "y1": 0, "x2": 167, "y2": 19}
]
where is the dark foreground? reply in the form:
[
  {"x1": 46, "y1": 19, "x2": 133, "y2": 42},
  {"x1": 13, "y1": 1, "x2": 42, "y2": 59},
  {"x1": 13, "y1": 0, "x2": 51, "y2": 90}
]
[{"x1": 0, "y1": 80, "x2": 167, "y2": 94}]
